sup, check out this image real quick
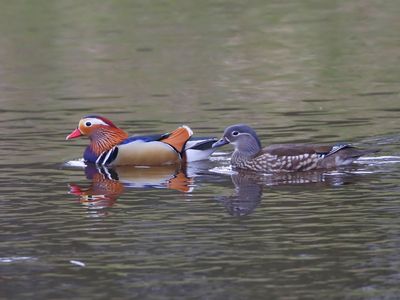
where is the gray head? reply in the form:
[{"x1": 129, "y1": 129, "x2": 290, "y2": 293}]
[{"x1": 213, "y1": 124, "x2": 262, "y2": 156}]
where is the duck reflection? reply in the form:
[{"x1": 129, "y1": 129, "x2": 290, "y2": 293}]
[
  {"x1": 217, "y1": 171, "x2": 263, "y2": 217},
  {"x1": 218, "y1": 169, "x2": 363, "y2": 216},
  {"x1": 68, "y1": 163, "x2": 192, "y2": 209}
]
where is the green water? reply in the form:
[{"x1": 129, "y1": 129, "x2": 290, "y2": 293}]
[{"x1": 1, "y1": 1, "x2": 400, "y2": 299}]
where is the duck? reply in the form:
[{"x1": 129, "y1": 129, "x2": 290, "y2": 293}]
[
  {"x1": 66, "y1": 115, "x2": 218, "y2": 166},
  {"x1": 213, "y1": 124, "x2": 379, "y2": 172}
]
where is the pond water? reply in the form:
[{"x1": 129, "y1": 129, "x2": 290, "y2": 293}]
[{"x1": 1, "y1": 1, "x2": 400, "y2": 299}]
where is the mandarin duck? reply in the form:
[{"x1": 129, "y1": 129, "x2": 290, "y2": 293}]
[
  {"x1": 66, "y1": 115, "x2": 218, "y2": 166},
  {"x1": 213, "y1": 124, "x2": 379, "y2": 172}
]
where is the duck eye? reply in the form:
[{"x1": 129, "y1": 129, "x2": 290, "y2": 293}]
[
  {"x1": 85, "y1": 121, "x2": 92, "y2": 127},
  {"x1": 232, "y1": 131, "x2": 239, "y2": 136}
]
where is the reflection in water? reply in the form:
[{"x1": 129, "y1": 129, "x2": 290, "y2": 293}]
[
  {"x1": 217, "y1": 171, "x2": 263, "y2": 217},
  {"x1": 69, "y1": 160, "x2": 380, "y2": 216},
  {"x1": 69, "y1": 171, "x2": 124, "y2": 209},
  {"x1": 218, "y1": 168, "x2": 366, "y2": 217},
  {"x1": 68, "y1": 164, "x2": 192, "y2": 209}
]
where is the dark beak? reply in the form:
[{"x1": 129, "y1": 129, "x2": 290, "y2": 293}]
[{"x1": 212, "y1": 137, "x2": 229, "y2": 148}]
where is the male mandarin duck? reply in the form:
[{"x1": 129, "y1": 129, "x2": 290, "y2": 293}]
[
  {"x1": 213, "y1": 124, "x2": 379, "y2": 172},
  {"x1": 66, "y1": 115, "x2": 218, "y2": 166}
]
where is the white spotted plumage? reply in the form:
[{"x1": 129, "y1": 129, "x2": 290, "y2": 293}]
[{"x1": 215, "y1": 124, "x2": 378, "y2": 173}]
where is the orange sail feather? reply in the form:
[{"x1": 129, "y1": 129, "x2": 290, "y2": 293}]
[{"x1": 161, "y1": 125, "x2": 193, "y2": 153}]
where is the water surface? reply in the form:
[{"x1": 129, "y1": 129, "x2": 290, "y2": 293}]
[{"x1": 1, "y1": 1, "x2": 400, "y2": 299}]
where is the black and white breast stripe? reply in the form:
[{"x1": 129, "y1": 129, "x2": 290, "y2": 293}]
[{"x1": 96, "y1": 147, "x2": 119, "y2": 165}]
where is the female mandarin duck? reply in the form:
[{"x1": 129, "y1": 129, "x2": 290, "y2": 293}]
[
  {"x1": 66, "y1": 115, "x2": 218, "y2": 166},
  {"x1": 213, "y1": 124, "x2": 379, "y2": 172}
]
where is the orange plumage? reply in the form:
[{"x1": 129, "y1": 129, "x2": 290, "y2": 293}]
[
  {"x1": 66, "y1": 115, "x2": 200, "y2": 166},
  {"x1": 160, "y1": 125, "x2": 193, "y2": 153}
]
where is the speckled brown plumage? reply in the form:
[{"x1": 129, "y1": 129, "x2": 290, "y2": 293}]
[{"x1": 213, "y1": 124, "x2": 379, "y2": 173}]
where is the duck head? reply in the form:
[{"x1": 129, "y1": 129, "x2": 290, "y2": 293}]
[
  {"x1": 66, "y1": 115, "x2": 128, "y2": 157},
  {"x1": 213, "y1": 124, "x2": 262, "y2": 156},
  {"x1": 66, "y1": 115, "x2": 120, "y2": 139}
]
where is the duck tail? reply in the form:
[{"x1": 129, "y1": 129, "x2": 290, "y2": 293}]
[{"x1": 161, "y1": 125, "x2": 193, "y2": 153}]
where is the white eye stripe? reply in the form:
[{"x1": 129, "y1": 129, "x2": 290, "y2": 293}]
[{"x1": 82, "y1": 118, "x2": 108, "y2": 127}]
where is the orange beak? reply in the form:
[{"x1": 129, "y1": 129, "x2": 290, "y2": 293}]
[{"x1": 66, "y1": 128, "x2": 82, "y2": 140}]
